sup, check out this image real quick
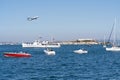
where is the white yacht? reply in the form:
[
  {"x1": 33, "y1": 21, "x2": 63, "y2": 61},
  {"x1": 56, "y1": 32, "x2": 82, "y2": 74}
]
[{"x1": 22, "y1": 40, "x2": 60, "y2": 48}]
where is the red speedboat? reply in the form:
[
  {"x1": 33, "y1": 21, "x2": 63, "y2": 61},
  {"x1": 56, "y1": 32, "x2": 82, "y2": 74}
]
[{"x1": 4, "y1": 52, "x2": 31, "y2": 58}]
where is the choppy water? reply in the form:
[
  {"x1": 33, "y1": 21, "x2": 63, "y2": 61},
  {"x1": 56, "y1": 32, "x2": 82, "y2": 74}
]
[{"x1": 0, "y1": 45, "x2": 120, "y2": 80}]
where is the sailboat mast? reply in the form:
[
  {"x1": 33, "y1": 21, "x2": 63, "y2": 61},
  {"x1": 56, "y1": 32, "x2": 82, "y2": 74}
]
[
  {"x1": 107, "y1": 23, "x2": 114, "y2": 43},
  {"x1": 113, "y1": 18, "x2": 116, "y2": 47}
]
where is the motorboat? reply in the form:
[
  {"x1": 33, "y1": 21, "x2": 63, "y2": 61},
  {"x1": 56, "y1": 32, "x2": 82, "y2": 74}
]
[
  {"x1": 44, "y1": 48, "x2": 55, "y2": 55},
  {"x1": 4, "y1": 52, "x2": 31, "y2": 57},
  {"x1": 73, "y1": 49, "x2": 88, "y2": 54}
]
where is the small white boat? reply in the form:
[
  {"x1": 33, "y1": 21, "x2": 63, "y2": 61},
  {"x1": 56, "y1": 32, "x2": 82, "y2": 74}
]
[
  {"x1": 44, "y1": 48, "x2": 55, "y2": 55},
  {"x1": 106, "y1": 46, "x2": 120, "y2": 51},
  {"x1": 103, "y1": 45, "x2": 106, "y2": 48},
  {"x1": 73, "y1": 49, "x2": 88, "y2": 54}
]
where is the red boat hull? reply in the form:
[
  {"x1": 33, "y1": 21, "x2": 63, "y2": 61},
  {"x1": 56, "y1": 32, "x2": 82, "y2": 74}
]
[{"x1": 4, "y1": 53, "x2": 31, "y2": 57}]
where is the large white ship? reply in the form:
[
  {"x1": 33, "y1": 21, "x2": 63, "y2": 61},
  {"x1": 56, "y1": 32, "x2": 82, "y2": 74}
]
[{"x1": 22, "y1": 40, "x2": 61, "y2": 48}]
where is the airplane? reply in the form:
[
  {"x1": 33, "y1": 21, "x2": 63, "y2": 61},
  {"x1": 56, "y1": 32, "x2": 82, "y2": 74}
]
[{"x1": 27, "y1": 16, "x2": 39, "y2": 21}]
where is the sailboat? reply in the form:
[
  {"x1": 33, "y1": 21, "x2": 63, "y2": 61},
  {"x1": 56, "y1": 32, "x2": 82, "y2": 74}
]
[{"x1": 106, "y1": 18, "x2": 120, "y2": 51}]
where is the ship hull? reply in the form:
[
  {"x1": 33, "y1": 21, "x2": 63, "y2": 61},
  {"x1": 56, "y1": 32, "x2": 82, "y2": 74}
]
[{"x1": 4, "y1": 52, "x2": 31, "y2": 57}]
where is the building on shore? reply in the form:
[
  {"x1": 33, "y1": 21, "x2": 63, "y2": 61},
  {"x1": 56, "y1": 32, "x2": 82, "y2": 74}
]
[
  {"x1": 60, "y1": 39, "x2": 99, "y2": 45},
  {"x1": 0, "y1": 42, "x2": 20, "y2": 45}
]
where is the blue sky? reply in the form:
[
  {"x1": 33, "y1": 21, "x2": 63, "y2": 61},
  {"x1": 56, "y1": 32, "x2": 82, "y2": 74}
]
[{"x1": 1, "y1": 0, "x2": 120, "y2": 42}]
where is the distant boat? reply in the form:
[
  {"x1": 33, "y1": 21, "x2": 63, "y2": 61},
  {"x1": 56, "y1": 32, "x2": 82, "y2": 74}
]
[
  {"x1": 103, "y1": 36, "x2": 107, "y2": 48},
  {"x1": 103, "y1": 45, "x2": 106, "y2": 48},
  {"x1": 73, "y1": 49, "x2": 88, "y2": 54},
  {"x1": 22, "y1": 40, "x2": 60, "y2": 48},
  {"x1": 106, "y1": 18, "x2": 120, "y2": 51},
  {"x1": 4, "y1": 52, "x2": 31, "y2": 57},
  {"x1": 44, "y1": 48, "x2": 55, "y2": 55}
]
